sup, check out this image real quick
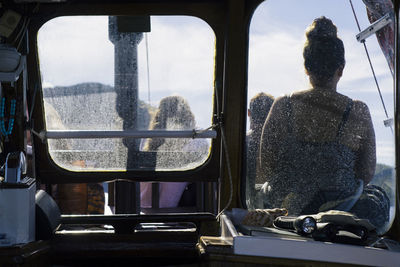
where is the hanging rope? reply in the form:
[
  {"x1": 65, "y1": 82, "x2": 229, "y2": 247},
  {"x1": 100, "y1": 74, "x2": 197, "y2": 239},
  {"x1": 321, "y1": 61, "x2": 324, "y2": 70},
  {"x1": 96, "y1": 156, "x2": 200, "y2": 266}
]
[{"x1": 349, "y1": 0, "x2": 392, "y2": 132}]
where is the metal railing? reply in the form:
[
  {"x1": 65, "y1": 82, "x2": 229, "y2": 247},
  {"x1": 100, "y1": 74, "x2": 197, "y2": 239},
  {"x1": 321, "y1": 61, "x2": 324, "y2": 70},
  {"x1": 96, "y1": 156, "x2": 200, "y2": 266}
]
[{"x1": 36, "y1": 129, "x2": 217, "y2": 140}]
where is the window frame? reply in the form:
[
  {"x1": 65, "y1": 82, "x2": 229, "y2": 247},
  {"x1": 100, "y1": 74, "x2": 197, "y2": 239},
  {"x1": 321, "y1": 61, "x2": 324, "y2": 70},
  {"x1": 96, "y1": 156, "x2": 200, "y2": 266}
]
[
  {"x1": 28, "y1": 2, "x2": 225, "y2": 185},
  {"x1": 241, "y1": 0, "x2": 400, "y2": 237}
]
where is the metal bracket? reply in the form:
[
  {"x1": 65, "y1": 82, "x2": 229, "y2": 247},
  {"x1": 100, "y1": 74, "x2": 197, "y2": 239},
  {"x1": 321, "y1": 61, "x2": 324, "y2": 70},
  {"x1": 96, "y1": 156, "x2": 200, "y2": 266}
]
[
  {"x1": 384, "y1": 118, "x2": 393, "y2": 128},
  {"x1": 356, "y1": 13, "x2": 391, "y2": 43}
]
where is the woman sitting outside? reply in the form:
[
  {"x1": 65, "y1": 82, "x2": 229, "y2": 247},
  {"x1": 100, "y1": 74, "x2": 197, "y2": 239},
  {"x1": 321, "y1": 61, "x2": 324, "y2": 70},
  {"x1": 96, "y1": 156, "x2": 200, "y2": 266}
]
[
  {"x1": 140, "y1": 95, "x2": 209, "y2": 209},
  {"x1": 258, "y1": 17, "x2": 389, "y2": 228}
]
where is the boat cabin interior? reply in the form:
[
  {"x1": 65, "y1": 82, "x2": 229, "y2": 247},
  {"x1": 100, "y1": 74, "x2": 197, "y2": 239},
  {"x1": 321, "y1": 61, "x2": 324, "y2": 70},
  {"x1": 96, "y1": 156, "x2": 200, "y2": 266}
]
[{"x1": 0, "y1": 0, "x2": 399, "y2": 266}]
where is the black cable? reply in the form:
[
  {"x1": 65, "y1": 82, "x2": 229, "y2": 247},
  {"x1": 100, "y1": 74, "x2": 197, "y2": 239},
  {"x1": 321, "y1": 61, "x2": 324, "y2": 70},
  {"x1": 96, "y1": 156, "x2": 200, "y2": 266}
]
[
  {"x1": 215, "y1": 81, "x2": 233, "y2": 219},
  {"x1": 349, "y1": 0, "x2": 392, "y2": 133}
]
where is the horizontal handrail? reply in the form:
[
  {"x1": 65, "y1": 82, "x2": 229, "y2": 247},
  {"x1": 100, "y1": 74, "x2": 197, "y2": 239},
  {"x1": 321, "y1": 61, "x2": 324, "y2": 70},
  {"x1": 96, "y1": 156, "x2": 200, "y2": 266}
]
[{"x1": 39, "y1": 129, "x2": 217, "y2": 139}]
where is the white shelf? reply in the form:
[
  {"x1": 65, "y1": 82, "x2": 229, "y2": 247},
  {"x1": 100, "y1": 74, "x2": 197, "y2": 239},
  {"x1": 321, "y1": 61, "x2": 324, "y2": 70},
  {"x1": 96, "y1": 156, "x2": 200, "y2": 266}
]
[{"x1": 221, "y1": 213, "x2": 400, "y2": 267}]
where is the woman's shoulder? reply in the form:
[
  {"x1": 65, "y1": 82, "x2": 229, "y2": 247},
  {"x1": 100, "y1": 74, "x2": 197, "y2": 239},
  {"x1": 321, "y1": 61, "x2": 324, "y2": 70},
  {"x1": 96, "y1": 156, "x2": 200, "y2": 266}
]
[
  {"x1": 351, "y1": 99, "x2": 369, "y2": 110},
  {"x1": 267, "y1": 95, "x2": 292, "y2": 117},
  {"x1": 273, "y1": 94, "x2": 290, "y2": 102},
  {"x1": 270, "y1": 94, "x2": 291, "y2": 107},
  {"x1": 350, "y1": 99, "x2": 371, "y2": 120},
  {"x1": 332, "y1": 92, "x2": 368, "y2": 110},
  {"x1": 271, "y1": 91, "x2": 314, "y2": 114}
]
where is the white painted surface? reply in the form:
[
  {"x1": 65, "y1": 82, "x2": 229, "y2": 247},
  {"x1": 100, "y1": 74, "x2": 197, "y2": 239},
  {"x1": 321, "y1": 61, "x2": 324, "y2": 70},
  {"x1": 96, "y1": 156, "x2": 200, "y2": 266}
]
[
  {"x1": 0, "y1": 182, "x2": 36, "y2": 246},
  {"x1": 221, "y1": 213, "x2": 400, "y2": 266},
  {"x1": 234, "y1": 234, "x2": 400, "y2": 267}
]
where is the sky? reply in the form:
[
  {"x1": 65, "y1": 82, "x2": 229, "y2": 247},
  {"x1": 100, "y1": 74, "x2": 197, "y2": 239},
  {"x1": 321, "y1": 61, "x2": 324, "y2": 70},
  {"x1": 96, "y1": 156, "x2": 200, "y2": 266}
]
[
  {"x1": 37, "y1": 0, "x2": 395, "y2": 166},
  {"x1": 248, "y1": 0, "x2": 394, "y2": 167},
  {"x1": 38, "y1": 15, "x2": 215, "y2": 128}
]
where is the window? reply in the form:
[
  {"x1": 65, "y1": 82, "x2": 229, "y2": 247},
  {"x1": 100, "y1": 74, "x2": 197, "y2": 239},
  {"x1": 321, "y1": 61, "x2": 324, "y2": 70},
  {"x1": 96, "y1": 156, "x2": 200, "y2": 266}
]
[
  {"x1": 246, "y1": 0, "x2": 395, "y2": 234},
  {"x1": 37, "y1": 16, "x2": 215, "y2": 172}
]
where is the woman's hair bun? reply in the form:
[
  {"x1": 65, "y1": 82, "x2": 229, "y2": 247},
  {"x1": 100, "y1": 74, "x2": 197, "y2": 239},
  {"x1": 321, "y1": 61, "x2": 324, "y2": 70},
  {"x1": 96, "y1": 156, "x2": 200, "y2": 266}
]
[
  {"x1": 303, "y1": 16, "x2": 345, "y2": 84},
  {"x1": 306, "y1": 16, "x2": 337, "y2": 40}
]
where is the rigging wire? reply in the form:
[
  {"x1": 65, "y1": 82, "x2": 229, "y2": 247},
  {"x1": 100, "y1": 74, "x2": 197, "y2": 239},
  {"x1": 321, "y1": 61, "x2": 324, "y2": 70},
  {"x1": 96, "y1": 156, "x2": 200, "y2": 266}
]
[
  {"x1": 145, "y1": 33, "x2": 151, "y2": 104},
  {"x1": 349, "y1": 0, "x2": 393, "y2": 133}
]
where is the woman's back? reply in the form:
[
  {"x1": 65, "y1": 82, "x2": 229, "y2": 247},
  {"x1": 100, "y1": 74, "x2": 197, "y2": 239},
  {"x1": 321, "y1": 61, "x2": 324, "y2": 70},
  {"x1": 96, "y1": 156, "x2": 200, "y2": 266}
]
[
  {"x1": 262, "y1": 92, "x2": 364, "y2": 214},
  {"x1": 289, "y1": 90, "x2": 371, "y2": 151}
]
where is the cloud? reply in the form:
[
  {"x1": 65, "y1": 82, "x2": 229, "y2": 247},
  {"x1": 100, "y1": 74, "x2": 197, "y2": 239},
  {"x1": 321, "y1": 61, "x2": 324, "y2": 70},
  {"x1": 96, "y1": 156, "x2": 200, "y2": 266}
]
[
  {"x1": 247, "y1": 26, "x2": 393, "y2": 102},
  {"x1": 137, "y1": 17, "x2": 214, "y2": 94},
  {"x1": 340, "y1": 29, "x2": 393, "y2": 89},
  {"x1": 38, "y1": 15, "x2": 215, "y2": 129},
  {"x1": 136, "y1": 17, "x2": 215, "y2": 128},
  {"x1": 248, "y1": 32, "x2": 308, "y2": 99},
  {"x1": 38, "y1": 16, "x2": 114, "y2": 87}
]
